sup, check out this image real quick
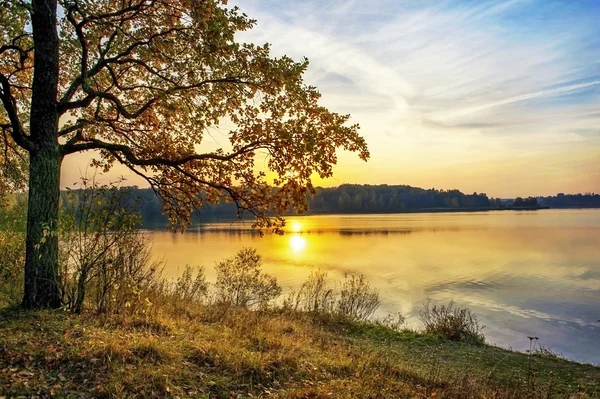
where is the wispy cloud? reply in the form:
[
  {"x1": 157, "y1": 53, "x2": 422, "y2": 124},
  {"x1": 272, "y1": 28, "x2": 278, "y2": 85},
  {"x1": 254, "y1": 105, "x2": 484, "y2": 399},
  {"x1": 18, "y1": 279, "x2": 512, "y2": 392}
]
[{"x1": 431, "y1": 80, "x2": 600, "y2": 120}]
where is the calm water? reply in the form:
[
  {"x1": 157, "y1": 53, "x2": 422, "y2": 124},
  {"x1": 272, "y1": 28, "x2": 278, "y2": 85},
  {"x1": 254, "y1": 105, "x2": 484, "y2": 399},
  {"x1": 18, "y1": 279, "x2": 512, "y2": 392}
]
[{"x1": 148, "y1": 209, "x2": 600, "y2": 364}]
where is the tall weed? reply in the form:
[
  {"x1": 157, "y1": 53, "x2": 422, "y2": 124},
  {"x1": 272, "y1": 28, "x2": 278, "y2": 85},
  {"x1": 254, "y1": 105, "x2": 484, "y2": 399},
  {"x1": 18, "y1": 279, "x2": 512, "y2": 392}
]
[{"x1": 285, "y1": 271, "x2": 335, "y2": 315}]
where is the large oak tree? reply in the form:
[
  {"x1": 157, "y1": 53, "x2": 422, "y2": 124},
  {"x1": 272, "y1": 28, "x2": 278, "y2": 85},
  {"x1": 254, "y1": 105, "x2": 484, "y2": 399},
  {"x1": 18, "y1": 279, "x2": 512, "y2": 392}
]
[{"x1": 0, "y1": 0, "x2": 369, "y2": 309}]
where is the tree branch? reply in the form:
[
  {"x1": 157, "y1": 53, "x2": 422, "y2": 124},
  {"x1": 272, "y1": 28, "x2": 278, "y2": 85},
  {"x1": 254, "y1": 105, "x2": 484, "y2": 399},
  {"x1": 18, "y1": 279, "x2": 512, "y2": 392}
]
[
  {"x1": 60, "y1": 74, "x2": 255, "y2": 119},
  {"x1": 112, "y1": 152, "x2": 262, "y2": 226},
  {"x1": 0, "y1": 73, "x2": 33, "y2": 151},
  {"x1": 58, "y1": 24, "x2": 189, "y2": 112},
  {"x1": 61, "y1": 137, "x2": 261, "y2": 165},
  {"x1": 58, "y1": 119, "x2": 91, "y2": 137},
  {"x1": 66, "y1": 3, "x2": 90, "y2": 92}
]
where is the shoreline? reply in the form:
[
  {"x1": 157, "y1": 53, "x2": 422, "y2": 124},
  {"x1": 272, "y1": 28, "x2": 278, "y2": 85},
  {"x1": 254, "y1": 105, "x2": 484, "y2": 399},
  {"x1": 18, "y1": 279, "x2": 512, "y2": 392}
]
[{"x1": 140, "y1": 206, "x2": 599, "y2": 228}]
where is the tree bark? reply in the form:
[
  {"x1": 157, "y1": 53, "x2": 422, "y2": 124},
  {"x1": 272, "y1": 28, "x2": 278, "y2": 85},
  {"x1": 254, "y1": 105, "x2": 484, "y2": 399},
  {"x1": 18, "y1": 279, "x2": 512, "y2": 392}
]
[
  {"x1": 21, "y1": 0, "x2": 62, "y2": 309},
  {"x1": 22, "y1": 149, "x2": 62, "y2": 309}
]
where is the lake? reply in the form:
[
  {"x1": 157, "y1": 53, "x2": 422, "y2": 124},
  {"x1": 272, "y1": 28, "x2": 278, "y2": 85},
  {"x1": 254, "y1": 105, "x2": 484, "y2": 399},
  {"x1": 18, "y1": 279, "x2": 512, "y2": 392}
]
[{"x1": 148, "y1": 209, "x2": 600, "y2": 364}]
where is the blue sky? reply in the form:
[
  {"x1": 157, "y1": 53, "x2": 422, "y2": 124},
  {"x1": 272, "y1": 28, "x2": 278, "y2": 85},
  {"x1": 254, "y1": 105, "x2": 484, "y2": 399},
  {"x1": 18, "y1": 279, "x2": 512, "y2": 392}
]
[{"x1": 233, "y1": 0, "x2": 600, "y2": 196}]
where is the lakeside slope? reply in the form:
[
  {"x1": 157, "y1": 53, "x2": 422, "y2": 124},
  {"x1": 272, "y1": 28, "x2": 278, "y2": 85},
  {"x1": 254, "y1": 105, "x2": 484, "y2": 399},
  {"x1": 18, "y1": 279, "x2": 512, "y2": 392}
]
[{"x1": 1, "y1": 309, "x2": 598, "y2": 398}]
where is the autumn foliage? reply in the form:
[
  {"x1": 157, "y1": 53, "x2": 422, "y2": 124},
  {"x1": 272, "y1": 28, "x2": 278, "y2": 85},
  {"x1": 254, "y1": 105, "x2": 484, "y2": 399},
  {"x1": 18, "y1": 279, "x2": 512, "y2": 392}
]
[
  {"x1": 0, "y1": 0, "x2": 368, "y2": 307},
  {"x1": 3, "y1": 0, "x2": 369, "y2": 229}
]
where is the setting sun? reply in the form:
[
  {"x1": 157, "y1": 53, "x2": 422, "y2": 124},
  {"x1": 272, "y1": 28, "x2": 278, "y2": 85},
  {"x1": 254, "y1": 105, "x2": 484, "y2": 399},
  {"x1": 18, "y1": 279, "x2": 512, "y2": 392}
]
[{"x1": 290, "y1": 221, "x2": 302, "y2": 233}]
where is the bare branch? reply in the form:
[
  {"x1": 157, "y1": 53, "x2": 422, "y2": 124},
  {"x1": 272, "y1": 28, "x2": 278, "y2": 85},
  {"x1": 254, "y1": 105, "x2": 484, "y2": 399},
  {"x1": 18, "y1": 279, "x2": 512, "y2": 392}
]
[
  {"x1": 0, "y1": 73, "x2": 33, "y2": 151},
  {"x1": 61, "y1": 137, "x2": 261, "y2": 165}
]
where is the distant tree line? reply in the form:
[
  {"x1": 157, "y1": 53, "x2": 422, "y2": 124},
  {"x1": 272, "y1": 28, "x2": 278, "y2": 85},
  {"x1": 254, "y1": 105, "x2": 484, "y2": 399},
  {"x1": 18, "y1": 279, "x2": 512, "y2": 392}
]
[
  {"x1": 537, "y1": 193, "x2": 600, "y2": 208},
  {"x1": 307, "y1": 184, "x2": 492, "y2": 213},
  {"x1": 57, "y1": 185, "x2": 496, "y2": 226},
  {"x1": 54, "y1": 186, "x2": 599, "y2": 227},
  {"x1": 511, "y1": 196, "x2": 539, "y2": 208}
]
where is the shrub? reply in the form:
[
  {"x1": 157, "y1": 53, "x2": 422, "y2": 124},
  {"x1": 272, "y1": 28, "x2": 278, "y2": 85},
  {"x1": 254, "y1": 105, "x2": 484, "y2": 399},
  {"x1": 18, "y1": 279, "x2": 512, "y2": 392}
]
[
  {"x1": 419, "y1": 299, "x2": 485, "y2": 345},
  {"x1": 284, "y1": 270, "x2": 335, "y2": 315},
  {"x1": 0, "y1": 199, "x2": 26, "y2": 306},
  {"x1": 59, "y1": 177, "x2": 163, "y2": 314},
  {"x1": 284, "y1": 271, "x2": 381, "y2": 322},
  {"x1": 88, "y1": 232, "x2": 163, "y2": 315},
  {"x1": 139, "y1": 264, "x2": 209, "y2": 319},
  {"x1": 336, "y1": 274, "x2": 380, "y2": 321},
  {"x1": 214, "y1": 248, "x2": 281, "y2": 308},
  {"x1": 173, "y1": 265, "x2": 209, "y2": 303}
]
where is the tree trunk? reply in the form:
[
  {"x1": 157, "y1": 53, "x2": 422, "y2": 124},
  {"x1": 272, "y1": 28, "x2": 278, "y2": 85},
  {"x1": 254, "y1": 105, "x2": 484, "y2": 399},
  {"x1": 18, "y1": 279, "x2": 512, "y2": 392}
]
[
  {"x1": 22, "y1": 149, "x2": 62, "y2": 309},
  {"x1": 22, "y1": 0, "x2": 61, "y2": 309}
]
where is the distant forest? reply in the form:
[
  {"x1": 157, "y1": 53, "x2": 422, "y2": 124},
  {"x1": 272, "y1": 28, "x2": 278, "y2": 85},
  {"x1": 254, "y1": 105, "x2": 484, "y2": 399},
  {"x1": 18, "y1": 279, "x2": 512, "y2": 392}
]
[
  {"x1": 57, "y1": 185, "x2": 600, "y2": 226},
  {"x1": 537, "y1": 193, "x2": 600, "y2": 208}
]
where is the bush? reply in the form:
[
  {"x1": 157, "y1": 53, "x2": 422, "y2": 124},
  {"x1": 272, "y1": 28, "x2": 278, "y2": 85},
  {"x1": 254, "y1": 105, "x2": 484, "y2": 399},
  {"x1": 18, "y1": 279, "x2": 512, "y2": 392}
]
[
  {"x1": 0, "y1": 199, "x2": 26, "y2": 306},
  {"x1": 88, "y1": 232, "x2": 163, "y2": 315},
  {"x1": 214, "y1": 248, "x2": 281, "y2": 308},
  {"x1": 173, "y1": 265, "x2": 209, "y2": 303},
  {"x1": 419, "y1": 299, "x2": 485, "y2": 345},
  {"x1": 284, "y1": 271, "x2": 380, "y2": 322},
  {"x1": 284, "y1": 270, "x2": 335, "y2": 315},
  {"x1": 337, "y1": 274, "x2": 380, "y2": 321},
  {"x1": 59, "y1": 177, "x2": 163, "y2": 314}
]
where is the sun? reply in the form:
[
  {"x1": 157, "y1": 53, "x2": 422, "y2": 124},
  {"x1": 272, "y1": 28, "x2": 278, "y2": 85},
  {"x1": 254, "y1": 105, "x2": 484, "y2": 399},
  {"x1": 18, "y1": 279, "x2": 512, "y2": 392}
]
[
  {"x1": 290, "y1": 221, "x2": 302, "y2": 233},
  {"x1": 289, "y1": 235, "x2": 307, "y2": 253}
]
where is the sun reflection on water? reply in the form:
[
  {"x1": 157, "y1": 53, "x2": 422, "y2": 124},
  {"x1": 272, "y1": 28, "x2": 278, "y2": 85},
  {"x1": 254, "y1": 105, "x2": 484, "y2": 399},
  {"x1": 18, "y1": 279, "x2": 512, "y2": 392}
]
[{"x1": 289, "y1": 234, "x2": 307, "y2": 253}]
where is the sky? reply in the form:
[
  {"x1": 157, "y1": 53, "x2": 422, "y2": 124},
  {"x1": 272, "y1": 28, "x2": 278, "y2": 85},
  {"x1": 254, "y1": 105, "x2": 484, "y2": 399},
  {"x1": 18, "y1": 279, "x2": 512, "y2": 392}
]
[{"x1": 62, "y1": 0, "x2": 600, "y2": 197}]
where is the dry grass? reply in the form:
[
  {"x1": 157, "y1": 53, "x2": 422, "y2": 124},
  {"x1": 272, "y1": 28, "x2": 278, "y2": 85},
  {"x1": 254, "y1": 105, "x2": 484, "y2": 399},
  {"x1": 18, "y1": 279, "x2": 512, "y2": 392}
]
[{"x1": 1, "y1": 307, "x2": 599, "y2": 398}]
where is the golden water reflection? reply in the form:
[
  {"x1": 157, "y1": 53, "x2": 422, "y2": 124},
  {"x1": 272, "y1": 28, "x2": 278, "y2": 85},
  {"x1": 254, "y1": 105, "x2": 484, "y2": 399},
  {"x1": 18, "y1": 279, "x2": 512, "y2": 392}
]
[
  {"x1": 147, "y1": 210, "x2": 600, "y2": 364},
  {"x1": 289, "y1": 234, "x2": 307, "y2": 253}
]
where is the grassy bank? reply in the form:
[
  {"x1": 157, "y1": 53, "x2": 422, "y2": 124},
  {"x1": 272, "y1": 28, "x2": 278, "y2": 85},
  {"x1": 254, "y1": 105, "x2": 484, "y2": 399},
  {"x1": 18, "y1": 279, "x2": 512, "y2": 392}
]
[{"x1": 1, "y1": 307, "x2": 598, "y2": 398}]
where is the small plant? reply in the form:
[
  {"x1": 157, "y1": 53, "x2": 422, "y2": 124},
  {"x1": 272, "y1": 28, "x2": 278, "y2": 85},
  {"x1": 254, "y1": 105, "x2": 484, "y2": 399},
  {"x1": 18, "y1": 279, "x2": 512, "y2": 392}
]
[
  {"x1": 174, "y1": 265, "x2": 209, "y2": 303},
  {"x1": 527, "y1": 336, "x2": 563, "y2": 360},
  {"x1": 419, "y1": 299, "x2": 485, "y2": 345},
  {"x1": 284, "y1": 271, "x2": 380, "y2": 322},
  {"x1": 377, "y1": 312, "x2": 407, "y2": 331},
  {"x1": 284, "y1": 270, "x2": 335, "y2": 315},
  {"x1": 336, "y1": 274, "x2": 380, "y2": 321},
  {"x1": 214, "y1": 248, "x2": 281, "y2": 308}
]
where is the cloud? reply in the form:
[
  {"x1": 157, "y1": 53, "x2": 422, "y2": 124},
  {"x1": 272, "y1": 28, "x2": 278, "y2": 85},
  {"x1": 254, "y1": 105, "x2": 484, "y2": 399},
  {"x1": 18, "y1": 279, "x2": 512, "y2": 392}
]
[
  {"x1": 431, "y1": 80, "x2": 600, "y2": 121},
  {"x1": 238, "y1": 3, "x2": 415, "y2": 116}
]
